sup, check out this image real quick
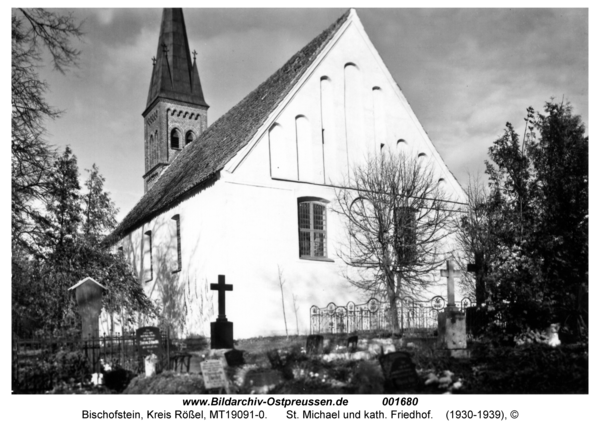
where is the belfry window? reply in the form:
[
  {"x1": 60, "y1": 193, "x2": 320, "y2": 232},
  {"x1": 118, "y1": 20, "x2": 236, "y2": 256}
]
[
  {"x1": 185, "y1": 131, "x2": 195, "y2": 145},
  {"x1": 298, "y1": 198, "x2": 329, "y2": 260},
  {"x1": 171, "y1": 129, "x2": 181, "y2": 150}
]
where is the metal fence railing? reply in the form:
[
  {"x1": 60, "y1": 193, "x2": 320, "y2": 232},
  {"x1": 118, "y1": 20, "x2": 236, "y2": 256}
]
[
  {"x1": 310, "y1": 296, "x2": 473, "y2": 335},
  {"x1": 12, "y1": 330, "x2": 174, "y2": 393}
]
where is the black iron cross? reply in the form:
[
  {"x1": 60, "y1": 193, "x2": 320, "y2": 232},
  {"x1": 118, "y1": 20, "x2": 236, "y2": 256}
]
[
  {"x1": 192, "y1": 50, "x2": 197, "y2": 61},
  {"x1": 211, "y1": 275, "x2": 233, "y2": 321}
]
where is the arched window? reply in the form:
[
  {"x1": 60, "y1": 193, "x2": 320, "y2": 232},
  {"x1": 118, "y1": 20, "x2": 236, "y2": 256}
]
[
  {"x1": 144, "y1": 231, "x2": 153, "y2": 282},
  {"x1": 171, "y1": 128, "x2": 181, "y2": 150},
  {"x1": 185, "y1": 131, "x2": 195, "y2": 146},
  {"x1": 394, "y1": 206, "x2": 417, "y2": 264},
  {"x1": 171, "y1": 215, "x2": 182, "y2": 273},
  {"x1": 298, "y1": 198, "x2": 330, "y2": 260}
]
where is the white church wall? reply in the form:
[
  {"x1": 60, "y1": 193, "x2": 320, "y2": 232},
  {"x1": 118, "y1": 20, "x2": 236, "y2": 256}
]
[
  {"x1": 225, "y1": 16, "x2": 469, "y2": 336},
  {"x1": 119, "y1": 13, "x2": 469, "y2": 339}
]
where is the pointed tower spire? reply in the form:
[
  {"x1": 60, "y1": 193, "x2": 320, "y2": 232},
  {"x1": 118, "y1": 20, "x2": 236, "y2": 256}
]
[
  {"x1": 142, "y1": 8, "x2": 209, "y2": 193},
  {"x1": 145, "y1": 8, "x2": 208, "y2": 110}
]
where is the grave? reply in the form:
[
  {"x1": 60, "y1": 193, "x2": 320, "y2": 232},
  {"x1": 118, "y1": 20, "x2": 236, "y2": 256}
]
[
  {"x1": 68, "y1": 277, "x2": 106, "y2": 340},
  {"x1": 201, "y1": 359, "x2": 229, "y2": 392},
  {"x1": 379, "y1": 351, "x2": 419, "y2": 392},
  {"x1": 467, "y1": 250, "x2": 487, "y2": 306},
  {"x1": 438, "y1": 259, "x2": 468, "y2": 355},
  {"x1": 136, "y1": 326, "x2": 164, "y2": 358},
  {"x1": 210, "y1": 275, "x2": 234, "y2": 349},
  {"x1": 266, "y1": 350, "x2": 283, "y2": 369},
  {"x1": 306, "y1": 335, "x2": 324, "y2": 355},
  {"x1": 224, "y1": 349, "x2": 245, "y2": 367},
  {"x1": 347, "y1": 335, "x2": 358, "y2": 352}
]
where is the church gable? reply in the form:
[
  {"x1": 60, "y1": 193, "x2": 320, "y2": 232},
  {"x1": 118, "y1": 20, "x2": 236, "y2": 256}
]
[{"x1": 230, "y1": 11, "x2": 464, "y2": 200}]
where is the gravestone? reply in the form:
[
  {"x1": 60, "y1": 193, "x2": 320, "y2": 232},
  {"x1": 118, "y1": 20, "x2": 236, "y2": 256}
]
[
  {"x1": 68, "y1": 277, "x2": 107, "y2": 340},
  {"x1": 201, "y1": 359, "x2": 228, "y2": 391},
  {"x1": 306, "y1": 335, "x2": 324, "y2": 355},
  {"x1": 136, "y1": 326, "x2": 164, "y2": 359},
  {"x1": 210, "y1": 275, "x2": 234, "y2": 349},
  {"x1": 379, "y1": 351, "x2": 419, "y2": 392},
  {"x1": 438, "y1": 259, "x2": 467, "y2": 353},
  {"x1": 267, "y1": 350, "x2": 283, "y2": 369},
  {"x1": 224, "y1": 349, "x2": 245, "y2": 367},
  {"x1": 347, "y1": 335, "x2": 358, "y2": 352}
]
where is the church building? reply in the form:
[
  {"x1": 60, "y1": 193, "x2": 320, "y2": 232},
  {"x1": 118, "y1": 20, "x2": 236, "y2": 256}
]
[{"x1": 108, "y1": 9, "x2": 467, "y2": 338}]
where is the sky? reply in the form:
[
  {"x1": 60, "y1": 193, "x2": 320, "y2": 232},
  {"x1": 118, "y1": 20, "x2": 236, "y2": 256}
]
[{"x1": 24, "y1": 7, "x2": 589, "y2": 221}]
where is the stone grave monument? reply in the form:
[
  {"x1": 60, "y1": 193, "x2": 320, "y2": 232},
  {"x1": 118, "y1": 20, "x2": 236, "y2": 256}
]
[
  {"x1": 224, "y1": 349, "x2": 245, "y2": 367},
  {"x1": 210, "y1": 275, "x2": 234, "y2": 349},
  {"x1": 136, "y1": 326, "x2": 164, "y2": 375},
  {"x1": 267, "y1": 350, "x2": 283, "y2": 369},
  {"x1": 347, "y1": 335, "x2": 358, "y2": 352},
  {"x1": 379, "y1": 351, "x2": 419, "y2": 392},
  {"x1": 306, "y1": 334, "x2": 324, "y2": 355},
  {"x1": 438, "y1": 259, "x2": 468, "y2": 356},
  {"x1": 68, "y1": 277, "x2": 107, "y2": 340}
]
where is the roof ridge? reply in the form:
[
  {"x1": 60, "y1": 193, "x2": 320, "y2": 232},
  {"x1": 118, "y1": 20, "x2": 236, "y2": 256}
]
[{"x1": 107, "y1": 9, "x2": 352, "y2": 245}]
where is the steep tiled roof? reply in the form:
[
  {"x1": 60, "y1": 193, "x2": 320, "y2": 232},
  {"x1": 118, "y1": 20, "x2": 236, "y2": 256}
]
[{"x1": 107, "y1": 10, "x2": 351, "y2": 245}]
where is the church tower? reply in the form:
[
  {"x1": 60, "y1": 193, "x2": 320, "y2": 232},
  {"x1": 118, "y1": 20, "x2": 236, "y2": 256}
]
[{"x1": 142, "y1": 8, "x2": 209, "y2": 192}]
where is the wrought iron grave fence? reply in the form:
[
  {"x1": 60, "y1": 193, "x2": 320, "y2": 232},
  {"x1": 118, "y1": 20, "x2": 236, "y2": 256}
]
[{"x1": 310, "y1": 296, "x2": 473, "y2": 335}]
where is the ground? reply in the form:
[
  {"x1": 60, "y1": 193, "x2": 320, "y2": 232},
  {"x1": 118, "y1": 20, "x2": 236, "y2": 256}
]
[{"x1": 43, "y1": 334, "x2": 588, "y2": 394}]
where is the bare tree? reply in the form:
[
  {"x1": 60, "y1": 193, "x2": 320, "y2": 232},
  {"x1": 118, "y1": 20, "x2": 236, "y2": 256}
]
[
  {"x1": 277, "y1": 265, "x2": 289, "y2": 338},
  {"x1": 335, "y1": 152, "x2": 458, "y2": 335},
  {"x1": 291, "y1": 293, "x2": 300, "y2": 336}
]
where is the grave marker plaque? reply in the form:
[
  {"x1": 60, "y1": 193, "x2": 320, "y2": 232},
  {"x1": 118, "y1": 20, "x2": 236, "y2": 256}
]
[
  {"x1": 306, "y1": 335, "x2": 324, "y2": 355},
  {"x1": 200, "y1": 359, "x2": 227, "y2": 390},
  {"x1": 379, "y1": 351, "x2": 419, "y2": 392},
  {"x1": 136, "y1": 326, "x2": 164, "y2": 358}
]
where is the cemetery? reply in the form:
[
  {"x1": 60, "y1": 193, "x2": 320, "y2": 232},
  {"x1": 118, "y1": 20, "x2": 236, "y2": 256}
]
[{"x1": 12, "y1": 270, "x2": 588, "y2": 395}]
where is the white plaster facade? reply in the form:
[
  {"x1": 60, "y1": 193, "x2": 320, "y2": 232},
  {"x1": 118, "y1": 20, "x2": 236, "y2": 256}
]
[{"x1": 118, "y1": 10, "x2": 467, "y2": 339}]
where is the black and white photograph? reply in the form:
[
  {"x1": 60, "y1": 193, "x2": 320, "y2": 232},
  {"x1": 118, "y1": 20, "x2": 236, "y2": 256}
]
[{"x1": 9, "y1": 3, "x2": 591, "y2": 423}]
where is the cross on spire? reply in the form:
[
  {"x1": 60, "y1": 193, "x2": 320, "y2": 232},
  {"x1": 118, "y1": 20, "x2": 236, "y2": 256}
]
[
  {"x1": 211, "y1": 275, "x2": 233, "y2": 321},
  {"x1": 192, "y1": 49, "x2": 197, "y2": 61}
]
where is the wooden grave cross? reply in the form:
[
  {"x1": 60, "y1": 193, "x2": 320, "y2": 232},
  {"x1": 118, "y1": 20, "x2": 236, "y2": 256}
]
[{"x1": 211, "y1": 275, "x2": 233, "y2": 321}]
